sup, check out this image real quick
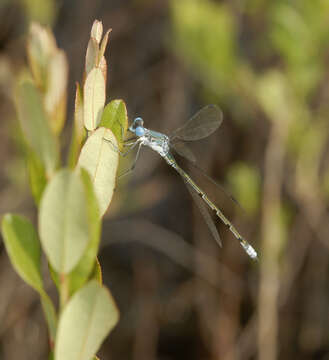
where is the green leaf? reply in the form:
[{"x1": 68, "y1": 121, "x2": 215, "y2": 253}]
[
  {"x1": 40, "y1": 290, "x2": 58, "y2": 341},
  {"x1": 39, "y1": 169, "x2": 96, "y2": 273},
  {"x1": 26, "y1": 148, "x2": 47, "y2": 206},
  {"x1": 48, "y1": 169, "x2": 101, "y2": 294},
  {"x1": 78, "y1": 127, "x2": 119, "y2": 216},
  {"x1": 84, "y1": 67, "x2": 106, "y2": 131},
  {"x1": 1, "y1": 214, "x2": 57, "y2": 340},
  {"x1": 54, "y1": 280, "x2": 119, "y2": 360},
  {"x1": 15, "y1": 77, "x2": 58, "y2": 176},
  {"x1": 68, "y1": 83, "x2": 86, "y2": 168},
  {"x1": 2, "y1": 214, "x2": 43, "y2": 291},
  {"x1": 65, "y1": 168, "x2": 101, "y2": 294},
  {"x1": 100, "y1": 99, "x2": 128, "y2": 148}
]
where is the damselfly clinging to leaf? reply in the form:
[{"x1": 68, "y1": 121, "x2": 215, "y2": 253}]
[{"x1": 117, "y1": 105, "x2": 258, "y2": 260}]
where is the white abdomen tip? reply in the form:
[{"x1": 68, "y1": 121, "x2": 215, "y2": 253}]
[{"x1": 241, "y1": 243, "x2": 258, "y2": 261}]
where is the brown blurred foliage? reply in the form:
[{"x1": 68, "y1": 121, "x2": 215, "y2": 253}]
[{"x1": 0, "y1": 0, "x2": 329, "y2": 359}]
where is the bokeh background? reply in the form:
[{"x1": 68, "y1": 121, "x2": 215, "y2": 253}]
[{"x1": 1, "y1": 0, "x2": 329, "y2": 359}]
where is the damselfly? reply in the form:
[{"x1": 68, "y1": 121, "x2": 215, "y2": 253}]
[{"x1": 119, "y1": 105, "x2": 258, "y2": 260}]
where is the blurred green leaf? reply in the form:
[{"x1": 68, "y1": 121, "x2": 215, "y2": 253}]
[
  {"x1": 2, "y1": 214, "x2": 43, "y2": 291},
  {"x1": 39, "y1": 169, "x2": 95, "y2": 273},
  {"x1": 84, "y1": 67, "x2": 106, "y2": 131},
  {"x1": 21, "y1": 0, "x2": 57, "y2": 25},
  {"x1": 100, "y1": 99, "x2": 128, "y2": 148},
  {"x1": 78, "y1": 127, "x2": 119, "y2": 216},
  {"x1": 68, "y1": 83, "x2": 86, "y2": 168},
  {"x1": 44, "y1": 50, "x2": 68, "y2": 134},
  {"x1": 54, "y1": 280, "x2": 119, "y2": 360},
  {"x1": 40, "y1": 291, "x2": 58, "y2": 341},
  {"x1": 26, "y1": 148, "x2": 47, "y2": 206},
  {"x1": 1, "y1": 214, "x2": 57, "y2": 340},
  {"x1": 170, "y1": 0, "x2": 237, "y2": 91},
  {"x1": 16, "y1": 77, "x2": 58, "y2": 176},
  {"x1": 269, "y1": 3, "x2": 324, "y2": 96},
  {"x1": 27, "y1": 23, "x2": 57, "y2": 90},
  {"x1": 226, "y1": 163, "x2": 261, "y2": 216},
  {"x1": 256, "y1": 70, "x2": 294, "y2": 126}
]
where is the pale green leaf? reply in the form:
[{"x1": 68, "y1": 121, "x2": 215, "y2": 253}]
[
  {"x1": 78, "y1": 127, "x2": 119, "y2": 216},
  {"x1": 54, "y1": 280, "x2": 119, "y2": 360},
  {"x1": 16, "y1": 78, "x2": 58, "y2": 176},
  {"x1": 1, "y1": 214, "x2": 57, "y2": 340},
  {"x1": 91, "y1": 20, "x2": 103, "y2": 44},
  {"x1": 84, "y1": 67, "x2": 106, "y2": 130},
  {"x1": 85, "y1": 38, "x2": 99, "y2": 75},
  {"x1": 98, "y1": 29, "x2": 111, "y2": 63},
  {"x1": 100, "y1": 99, "x2": 128, "y2": 148},
  {"x1": 99, "y1": 56, "x2": 107, "y2": 84},
  {"x1": 39, "y1": 169, "x2": 92, "y2": 273},
  {"x1": 66, "y1": 168, "x2": 101, "y2": 294},
  {"x1": 48, "y1": 168, "x2": 101, "y2": 295}
]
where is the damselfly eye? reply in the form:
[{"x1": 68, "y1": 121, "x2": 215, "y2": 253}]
[{"x1": 131, "y1": 117, "x2": 144, "y2": 130}]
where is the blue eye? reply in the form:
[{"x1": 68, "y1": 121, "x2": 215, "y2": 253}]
[{"x1": 135, "y1": 126, "x2": 145, "y2": 137}]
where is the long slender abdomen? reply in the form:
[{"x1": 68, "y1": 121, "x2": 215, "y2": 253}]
[{"x1": 164, "y1": 154, "x2": 258, "y2": 260}]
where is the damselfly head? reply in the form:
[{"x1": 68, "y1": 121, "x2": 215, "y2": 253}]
[{"x1": 130, "y1": 117, "x2": 145, "y2": 136}]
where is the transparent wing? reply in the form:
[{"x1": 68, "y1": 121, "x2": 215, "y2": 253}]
[
  {"x1": 170, "y1": 141, "x2": 196, "y2": 163},
  {"x1": 182, "y1": 176, "x2": 222, "y2": 247},
  {"x1": 171, "y1": 140, "x2": 242, "y2": 210},
  {"x1": 170, "y1": 105, "x2": 223, "y2": 141}
]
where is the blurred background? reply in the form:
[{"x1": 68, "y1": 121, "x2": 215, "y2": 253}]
[{"x1": 1, "y1": 0, "x2": 329, "y2": 359}]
